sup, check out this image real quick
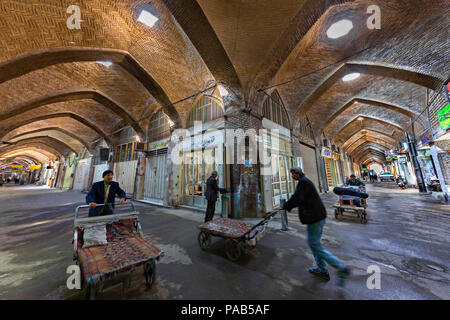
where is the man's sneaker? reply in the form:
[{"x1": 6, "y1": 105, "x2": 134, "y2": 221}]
[
  {"x1": 308, "y1": 267, "x2": 330, "y2": 281},
  {"x1": 337, "y1": 267, "x2": 351, "y2": 287}
]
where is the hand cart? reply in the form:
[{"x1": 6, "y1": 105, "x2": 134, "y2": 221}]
[
  {"x1": 197, "y1": 210, "x2": 279, "y2": 261},
  {"x1": 73, "y1": 202, "x2": 163, "y2": 299},
  {"x1": 333, "y1": 187, "x2": 368, "y2": 224}
]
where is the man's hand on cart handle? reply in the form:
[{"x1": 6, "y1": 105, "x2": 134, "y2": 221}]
[
  {"x1": 120, "y1": 198, "x2": 126, "y2": 205},
  {"x1": 89, "y1": 202, "x2": 97, "y2": 208}
]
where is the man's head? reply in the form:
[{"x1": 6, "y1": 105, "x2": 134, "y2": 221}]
[
  {"x1": 350, "y1": 174, "x2": 356, "y2": 181},
  {"x1": 211, "y1": 170, "x2": 218, "y2": 179},
  {"x1": 290, "y1": 167, "x2": 304, "y2": 180},
  {"x1": 103, "y1": 170, "x2": 114, "y2": 183}
]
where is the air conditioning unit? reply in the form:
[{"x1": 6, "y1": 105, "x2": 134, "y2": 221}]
[
  {"x1": 134, "y1": 143, "x2": 146, "y2": 152},
  {"x1": 323, "y1": 139, "x2": 330, "y2": 147},
  {"x1": 99, "y1": 148, "x2": 110, "y2": 162},
  {"x1": 332, "y1": 145, "x2": 337, "y2": 151}
]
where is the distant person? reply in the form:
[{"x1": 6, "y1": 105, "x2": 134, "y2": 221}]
[
  {"x1": 86, "y1": 170, "x2": 126, "y2": 217},
  {"x1": 204, "y1": 171, "x2": 228, "y2": 222},
  {"x1": 283, "y1": 167, "x2": 350, "y2": 286},
  {"x1": 346, "y1": 174, "x2": 365, "y2": 187}
]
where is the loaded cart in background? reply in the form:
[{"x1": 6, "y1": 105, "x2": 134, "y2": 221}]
[
  {"x1": 197, "y1": 210, "x2": 279, "y2": 261},
  {"x1": 73, "y1": 202, "x2": 163, "y2": 299},
  {"x1": 333, "y1": 187, "x2": 369, "y2": 224}
]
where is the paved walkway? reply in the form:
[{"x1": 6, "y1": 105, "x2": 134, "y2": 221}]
[{"x1": 0, "y1": 182, "x2": 448, "y2": 299}]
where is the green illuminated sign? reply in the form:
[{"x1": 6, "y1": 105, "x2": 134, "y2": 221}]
[{"x1": 437, "y1": 103, "x2": 450, "y2": 130}]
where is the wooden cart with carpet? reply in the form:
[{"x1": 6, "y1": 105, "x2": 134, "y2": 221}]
[
  {"x1": 73, "y1": 202, "x2": 163, "y2": 299},
  {"x1": 197, "y1": 210, "x2": 279, "y2": 261}
]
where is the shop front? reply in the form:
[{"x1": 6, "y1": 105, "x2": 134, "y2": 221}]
[
  {"x1": 322, "y1": 147, "x2": 342, "y2": 187},
  {"x1": 143, "y1": 137, "x2": 169, "y2": 204},
  {"x1": 113, "y1": 142, "x2": 138, "y2": 195},
  {"x1": 261, "y1": 124, "x2": 296, "y2": 212},
  {"x1": 417, "y1": 147, "x2": 436, "y2": 185},
  {"x1": 180, "y1": 128, "x2": 225, "y2": 213},
  {"x1": 73, "y1": 157, "x2": 91, "y2": 191},
  {"x1": 298, "y1": 142, "x2": 320, "y2": 189}
]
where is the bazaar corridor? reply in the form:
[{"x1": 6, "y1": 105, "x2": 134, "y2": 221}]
[
  {"x1": 0, "y1": 0, "x2": 449, "y2": 304},
  {"x1": 0, "y1": 183, "x2": 448, "y2": 300}
]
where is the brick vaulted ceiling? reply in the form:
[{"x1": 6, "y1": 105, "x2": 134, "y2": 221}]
[{"x1": 0, "y1": 0, "x2": 448, "y2": 166}]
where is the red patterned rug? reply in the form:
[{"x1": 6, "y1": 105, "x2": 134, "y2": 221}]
[{"x1": 198, "y1": 218, "x2": 253, "y2": 239}]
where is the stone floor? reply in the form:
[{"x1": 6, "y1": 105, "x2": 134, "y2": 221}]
[{"x1": 0, "y1": 182, "x2": 448, "y2": 300}]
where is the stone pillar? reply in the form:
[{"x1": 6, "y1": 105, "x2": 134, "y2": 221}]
[
  {"x1": 134, "y1": 152, "x2": 146, "y2": 200},
  {"x1": 165, "y1": 130, "x2": 181, "y2": 207},
  {"x1": 313, "y1": 137, "x2": 328, "y2": 193}
]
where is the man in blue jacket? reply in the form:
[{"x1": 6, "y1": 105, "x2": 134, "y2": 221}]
[
  {"x1": 86, "y1": 170, "x2": 126, "y2": 217},
  {"x1": 283, "y1": 167, "x2": 350, "y2": 286}
]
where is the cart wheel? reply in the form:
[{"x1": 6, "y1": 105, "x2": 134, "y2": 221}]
[
  {"x1": 198, "y1": 231, "x2": 211, "y2": 251},
  {"x1": 144, "y1": 260, "x2": 156, "y2": 288},
  {"x1": 225, "y1": 240, "x2": 242, "y2": 261}
]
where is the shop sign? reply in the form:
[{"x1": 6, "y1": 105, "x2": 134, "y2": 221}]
[
  {"x1": 385, "y1": 151, "x2": 398, "y2": 161},
  {"x1": 29, "y1": 165, "x2": 41, "y2": 170},
  {"x1": 11, "y1": 165, "x2": 23, "y2": 168},
  {"x1": 181, "y1": 130, "x2": 224, "y2": 152},
  {"x1": 398, "y1": 156, "x2": 407, "y2": 163},
  {"x1": 321, "y1": 147, "x2": 332, "y2": 158},
  {"x1": 332, "y1": 152, "x2": 340, "y2": 161},
  {"x1": 437, "y1": 103, "x2": 450, "y2": 130},
  {"x1": 148, "y1": 138, "x2": 170, "y2": 151}
]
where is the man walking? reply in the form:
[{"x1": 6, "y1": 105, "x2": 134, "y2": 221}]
[
  {"x1": 283, "y1": 167, "x2": 350, "y2": 286},
  {"x1": 204, "y1": 171, "x2": 227, "y2": 222},
  {"x1": 86, "y1": 170, "x2": 126, "y2": 217}
]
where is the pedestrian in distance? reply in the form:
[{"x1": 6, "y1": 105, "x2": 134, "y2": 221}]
[{"x1": 283, "y1": 167, "x2": 350, "y2": 286}]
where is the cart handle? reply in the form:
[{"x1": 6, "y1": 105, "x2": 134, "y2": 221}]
[
  {"x1": 74, "y1": 201, "x2": 136, "y2": 221},
  {"x1": 240, "y1": 209, "x2": 280, "y2": 239}
]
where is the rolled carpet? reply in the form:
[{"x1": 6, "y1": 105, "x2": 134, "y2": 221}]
[{"x1": 333, "y1": 187, "x2": 369, "y2": 199}]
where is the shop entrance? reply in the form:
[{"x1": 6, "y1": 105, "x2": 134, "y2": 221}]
[{"x1": 143, "y1": 150, "x2": 167, "y2": 202}]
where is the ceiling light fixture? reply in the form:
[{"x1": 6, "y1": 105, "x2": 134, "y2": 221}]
[
  {"x1": 97, "y1": 61, "x2": 112, "y2": 67},
  {"x1": 326, "y1": 19, "x2": 353, "y2": 39},
  {"x1": 343, "y1": 73, "x2": 360, "y2": 81},
  {"x1": 138, "y1": 10, "x2": 159, "y2": 27},
  {"x1": 358, "y1": 117, "x2": 364, "y2": 121}
]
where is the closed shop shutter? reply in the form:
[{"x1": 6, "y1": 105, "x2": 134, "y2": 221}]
[
  {"x1": 143, "y1": 149, "x2": 168, "y2": 202},
  {"x1": 299, "y1": 144, "x2": 320, "y2": 189},
  {"x1": 114, "y1": 160, "x2": 138, "y2": 195}
]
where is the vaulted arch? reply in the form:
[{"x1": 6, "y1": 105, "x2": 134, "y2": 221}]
[
  {"x1": 0, "y1": 47, "x2": 180, "y2": 127},
  {"x1": 0, "y1": 113, "x2": 110, "y2": 144},
  {"x1": 296, "y1": 62, "x2": 444, "y2": 118},
  {"x1": 0, "y1": 89, "x2": 145, "y2": 138},
  {"x1": 7, "y1": 127, "x2": 90, "y2": 151}
]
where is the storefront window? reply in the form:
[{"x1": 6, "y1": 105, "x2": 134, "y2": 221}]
[{"x1": 183, "y1": 148, "x2": 219, "y2": 197}]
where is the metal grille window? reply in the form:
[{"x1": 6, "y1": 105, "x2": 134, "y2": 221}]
[
  {"x1": 263, "y1": 90, "x2": 290, "y2": 129},
  {"x1": 114, "y1": 142, "x2": 137, "y2": 162},
  {"x1": 187, "y1": 95, "x2": 224, "y2": 128},
  {"x1": 148, "y1": 109, "x2": 171, "y2": 142},
  {"x1": 296, "y1": 117, "x2": 314, "y2": 140},
  {"x1": 118, "y1": 127, "x2": 135, "y2": 140}
]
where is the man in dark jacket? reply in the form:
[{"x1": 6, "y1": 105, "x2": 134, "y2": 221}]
[
  {"x1": 283, "y1": 167, "x2": 350, "y2": 286},
  {"x1": 204, "y1": 171, "x2": 227, "y2": 222},
  {"x1": 86, "y1": 170, "x2": 126, "y2": 217}
]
